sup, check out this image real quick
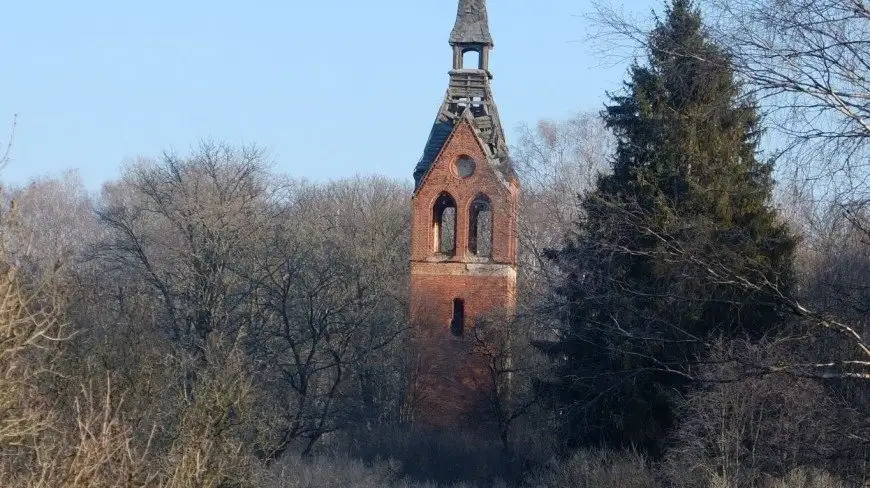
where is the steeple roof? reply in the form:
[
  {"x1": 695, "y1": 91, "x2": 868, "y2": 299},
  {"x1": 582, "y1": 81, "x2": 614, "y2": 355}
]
[
  {"x1": 413, "y1": 69, "x2": 515, "y2": 190},
  {"x1": 414, "y1": 0, "x2": 513, "y2": 192},
  {"x1": 449, "y1": 0, "x2": 493, "y2": 46}
]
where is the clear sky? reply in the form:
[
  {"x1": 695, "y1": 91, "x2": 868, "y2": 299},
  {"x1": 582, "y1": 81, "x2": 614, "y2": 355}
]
[{"x1": 1, "y1": 1, "x2": 660, "y2": 189}]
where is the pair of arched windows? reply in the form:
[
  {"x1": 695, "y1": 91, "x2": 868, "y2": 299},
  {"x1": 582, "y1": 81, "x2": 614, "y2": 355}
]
[{"x1": 432, "y1": 192, "x2": 492, "y2": 258}]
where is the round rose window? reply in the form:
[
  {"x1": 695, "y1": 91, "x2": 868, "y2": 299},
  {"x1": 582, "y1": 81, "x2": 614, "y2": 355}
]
[{"x1": 455, "y1": 156, "x2": 476, "y2": 178}]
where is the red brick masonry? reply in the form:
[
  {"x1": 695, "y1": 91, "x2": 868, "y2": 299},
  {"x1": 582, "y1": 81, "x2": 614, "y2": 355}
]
[{"x1": 409, "y1": 116, "x2": 519, "y2": 427}]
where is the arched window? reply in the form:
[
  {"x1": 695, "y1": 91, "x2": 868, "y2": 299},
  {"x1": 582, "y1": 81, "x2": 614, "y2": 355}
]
[
  {"x1": 433, "y1": 192, "x2": 457, "y2": 255},
  {"x1": 462, "y1": 49, "x2": 481, "y2": 69},
  {"x1": 450, "y1": 298, "x2": 465, "y2": 337},
  {"x1": 468, "y1": 194, "x2": 492, "y2": 258}
]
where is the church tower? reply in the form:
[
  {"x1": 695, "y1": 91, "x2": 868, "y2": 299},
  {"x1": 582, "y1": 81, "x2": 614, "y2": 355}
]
[{"x1": 409, "y1": 0, "x2": 519, "y2": 428}]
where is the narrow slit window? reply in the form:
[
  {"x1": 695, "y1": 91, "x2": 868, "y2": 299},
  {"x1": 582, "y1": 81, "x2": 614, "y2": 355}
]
[
  {"x1": 450, "y1": 298, "x2": 465, "y2": 337},
  {"x1": 433, "y1": 192, "x2": 457, "y2": 256},
  {"x1": 468, "y1": 194, "x2": 492, "y2": 258}
]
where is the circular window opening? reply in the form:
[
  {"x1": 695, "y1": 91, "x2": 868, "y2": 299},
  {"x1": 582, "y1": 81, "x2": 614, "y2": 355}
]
[{"x1": 454, "y1": 156, "x2": 476, "y2": 179}]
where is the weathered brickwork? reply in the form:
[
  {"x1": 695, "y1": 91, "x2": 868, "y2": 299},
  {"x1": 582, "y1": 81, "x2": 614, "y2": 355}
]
[
  {"x1": 411, "y1": 119, "x2": 519, "y2": 265},
  {"x1": 409, "y1": 118, "x2": 519, "y2": 427},
  {"x1": 410, "y1": 0, "x2": 518, "y2": 428}
]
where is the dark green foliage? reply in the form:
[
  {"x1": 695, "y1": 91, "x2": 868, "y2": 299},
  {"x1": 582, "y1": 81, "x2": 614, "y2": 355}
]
[{"x1": 543, "y1": 0, "x2": 797, "y2": 455}]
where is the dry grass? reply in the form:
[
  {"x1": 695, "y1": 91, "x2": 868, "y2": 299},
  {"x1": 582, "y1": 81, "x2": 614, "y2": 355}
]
[
  {"x1": 261, "y1": 453, "x2": 507, "y2": 488},
  {"x1": 262, "y1": 455, "x2": 403, "y2": 488},
  {"x1": 709, "y1": 468, "x2": 852, "y2": 488},
  {"x1": 760, "y1": 469, "x2": 848, "y2": 488},
  {"x1": 339, "y1": 426, "x2": 517, "y2": 485},
  {"x1": 524, "y1": 449, "x2": 657, "y2": 488}
]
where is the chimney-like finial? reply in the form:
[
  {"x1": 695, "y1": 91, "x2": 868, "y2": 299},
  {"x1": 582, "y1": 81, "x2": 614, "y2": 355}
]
[{"x1": 450, "y1": 0, "x2": 493, "y2": 46}]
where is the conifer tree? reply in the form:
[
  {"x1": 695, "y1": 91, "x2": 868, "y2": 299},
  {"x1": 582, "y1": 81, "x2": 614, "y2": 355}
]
[{"x1": 543, "y1": 0, "x2": 796, "y2": 454}]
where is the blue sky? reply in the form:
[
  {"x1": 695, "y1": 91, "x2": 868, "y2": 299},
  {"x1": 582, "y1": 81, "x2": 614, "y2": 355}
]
[{"x1": 1, "y1": 1, "x2": 660, "y2": 189}]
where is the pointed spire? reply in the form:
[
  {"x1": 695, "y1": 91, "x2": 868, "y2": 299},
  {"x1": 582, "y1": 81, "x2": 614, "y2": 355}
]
[{"x1": 450, "y1": 0, "x2": 493, "y2": 46}]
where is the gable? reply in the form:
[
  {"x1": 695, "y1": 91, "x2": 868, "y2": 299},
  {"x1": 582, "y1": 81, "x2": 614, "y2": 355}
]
[{"x1": 414, "y1": 111, "x2": 513, "y2": 195}]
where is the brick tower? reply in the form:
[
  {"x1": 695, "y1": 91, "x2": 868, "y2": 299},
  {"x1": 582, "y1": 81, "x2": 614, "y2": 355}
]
[{"x1": 409, "y1": 0, "x2": 519, "y2": 428}]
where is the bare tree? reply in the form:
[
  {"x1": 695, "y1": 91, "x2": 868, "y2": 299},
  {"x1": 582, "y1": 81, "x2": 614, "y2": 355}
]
[
  {"x1": 705, "y1": 0, "x2": 870, "y2": 181},
  {"x1": 86, "y1": 142, "x2": 281, "y2": 466},
  {"x1": 511, "y1": 113, "x2": 613, "y2": 329},
  {"x1": 0, "y1": 114, "x2": 16, "y2": 173},
  {"x1": 665, "y1": 340, "x2": 869, "y2": 487},
  {"x1": 6, "y1": 171, "x2": 100, "y2": 275},
  {"x1": 250, "y1": 176, "x2": 410, "y2": 458},
  {"x1": 95, "y1": 142, "x2": 275, "y2": 351},
  {"x1": 471, "y1": 313, "x2": 548, "y2": 453}
]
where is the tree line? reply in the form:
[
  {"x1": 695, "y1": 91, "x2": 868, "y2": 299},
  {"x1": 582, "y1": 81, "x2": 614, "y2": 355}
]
[{"x1": 0, "y1": 0, "x2": 868, "y2": 486}]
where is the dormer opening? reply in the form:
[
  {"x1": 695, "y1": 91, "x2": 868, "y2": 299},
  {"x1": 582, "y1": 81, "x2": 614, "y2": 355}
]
[
  {"x1": 462, "y1": 49, "x2": 481, "y2": 69},
  {"x1": 452, "y1": 44, "x2": 489, "y2": 71}
]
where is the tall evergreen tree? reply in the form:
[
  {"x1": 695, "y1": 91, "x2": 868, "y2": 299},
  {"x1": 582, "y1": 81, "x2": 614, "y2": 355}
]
[{"x1": 543, "y1": 0, "x2": 796, "y2": 455}]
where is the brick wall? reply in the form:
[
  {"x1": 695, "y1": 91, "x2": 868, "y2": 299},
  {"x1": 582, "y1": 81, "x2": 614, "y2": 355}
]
[
  {"x1": 410, "y1": 118, "x2": 519, "y2": 264},
  {"x1": 409, "y1": 116, "x2": 519, "y2": 428}
]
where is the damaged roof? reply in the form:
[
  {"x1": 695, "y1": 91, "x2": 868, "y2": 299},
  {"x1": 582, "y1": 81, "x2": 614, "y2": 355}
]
[{"x1": 450, "y1": 0, "x2": 493, "y2": 46}]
